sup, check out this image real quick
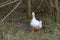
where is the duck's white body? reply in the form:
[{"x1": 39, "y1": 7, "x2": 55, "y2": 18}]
[{"x1": 30, "y1": 12, "x2": 42, "y2": 29}]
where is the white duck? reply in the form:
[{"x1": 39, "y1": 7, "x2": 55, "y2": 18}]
[{"x1": 30, "y1": 12, "x2": 42, "y2": 33}]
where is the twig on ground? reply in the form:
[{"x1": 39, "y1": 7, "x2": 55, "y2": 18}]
[{"x1": 1, "y1": 0, "x2": 22, "y2": 22}]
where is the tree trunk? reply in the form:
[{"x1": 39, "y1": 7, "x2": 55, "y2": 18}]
[
  {"x1": 54, "y1": 0, "x2": 59, "y2": 24},
  {"x1": 28, "y1": 0, "x2": 31, "y2": 18}
]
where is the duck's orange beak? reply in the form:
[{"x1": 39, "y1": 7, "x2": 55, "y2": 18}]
[{"x1": 32, "y1": 12, "x2": 35, "y2": 16}]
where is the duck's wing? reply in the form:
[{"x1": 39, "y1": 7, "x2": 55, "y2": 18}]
[{"x1": 39, "y1": 20, "x2": 42, "y2": 28}]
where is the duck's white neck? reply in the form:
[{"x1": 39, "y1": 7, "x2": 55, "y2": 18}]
[{"x1": 32, "y1": 16, "x2": 36, "y2": 20}]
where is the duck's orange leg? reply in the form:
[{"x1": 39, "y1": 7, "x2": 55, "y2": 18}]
[
  {"x1": 39, "y1": 29, "x2": 40, "y2": 32},
  {"x1": 38, "y1": 29, "x2": 40, "y2": 32},
  {"x1": 31, "y1": 28, "x2": 34, "y2": 33}
]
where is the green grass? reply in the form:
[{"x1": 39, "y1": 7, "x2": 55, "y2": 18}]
[{"x1": 0, "y1": 17, "x2": 60, "y2": 40}]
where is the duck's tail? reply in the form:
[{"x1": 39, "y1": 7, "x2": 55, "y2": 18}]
[{"x1": 39, "y1": 20, "x2": 42, "y2": 28}]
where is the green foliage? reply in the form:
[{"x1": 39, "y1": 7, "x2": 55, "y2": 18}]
[
  {"x1": 0, "y1": 30, "x2": 4, "y2": 40},
  {"x1": 0, "y1": 12, "x2": 4, "y2": 19},
  {"x1": 0, "y1": 19, "x2": 59, "y2": 40}
]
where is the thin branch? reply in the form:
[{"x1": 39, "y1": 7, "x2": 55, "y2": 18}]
[
  {"x1": 36, "y1": 0, "x2": 44, "y2": 9},
  {"x1": 0, "y1": 0, "x2": 11, "y2": 5},
  {"x1": 0, "y1": 0, "x2": 19, "y2": 8},
  {"x1": 1, "y1": 0, "x2": 22, "y2": 22},
  {"x1": 45, "y1": 0, "x2": 50, "y2": 6},
  {"x1": 49, "y1": 0, "x2": 54, "y2": 7}
]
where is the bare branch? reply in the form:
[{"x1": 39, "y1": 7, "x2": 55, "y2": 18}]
[
  {"x1": 49, "y1": 0, "x2": 54, "y2": 7},
  {"x1": 1, "y1": 0, "x2": 22, "y2": 22},
  {"x1": 0, "y1": 0, "x2": 11, "y2": 5},
  {"x1": 0, "y1": 0, "x2": 19, "y2": 8},
  {"x1": 36, "y1": 0, "x2": 44, "y2": 9}
]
